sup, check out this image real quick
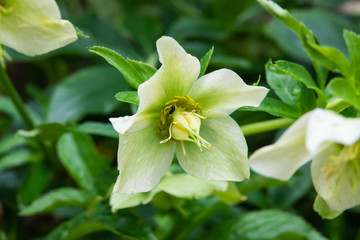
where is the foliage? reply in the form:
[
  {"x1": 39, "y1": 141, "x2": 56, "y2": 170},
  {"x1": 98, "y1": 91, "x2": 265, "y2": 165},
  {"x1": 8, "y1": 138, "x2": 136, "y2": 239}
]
[{"x1": 1, "y1": 0, "x2": 360, "y2": 239}]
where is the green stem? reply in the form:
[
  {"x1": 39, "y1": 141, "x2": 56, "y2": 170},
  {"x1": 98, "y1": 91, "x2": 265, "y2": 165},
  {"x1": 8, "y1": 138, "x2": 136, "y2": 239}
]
[
  {"x1": 0, "y1": 66, "x2": 34, "y2": 129},
  {"x1": 241, "y1": 118, "x2": 295, "y2": 137}
]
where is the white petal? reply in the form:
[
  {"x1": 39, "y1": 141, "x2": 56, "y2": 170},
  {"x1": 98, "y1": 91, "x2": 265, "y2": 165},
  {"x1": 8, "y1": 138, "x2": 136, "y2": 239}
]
[
  {"x1": 250, "y1": 111, "x2": 313, "y2": 181},
  {"x1": 136, "y1": 36, "x2": 200, "y2": 117},
  {"x1": 176, "y1": 112, "x2": 249, "y2": 181},
  {"x1": 113, "y1": 122, "x2": 176, "y2": 194},
  {"x1": 306, "y1": 109, "x2": 360, "y2": 153},
  {"x1": 311, "y1": 143, "x2": 360, "y2": 212},
  {"x1": 110, "y1": 115, "x2": 137, "y2": 135},
  {"x1": 0, "y1": 0, "x2": 77, "y2": 56},
  {"x1": 188, "y1": 69, "x2": 269, "y2": 114}
]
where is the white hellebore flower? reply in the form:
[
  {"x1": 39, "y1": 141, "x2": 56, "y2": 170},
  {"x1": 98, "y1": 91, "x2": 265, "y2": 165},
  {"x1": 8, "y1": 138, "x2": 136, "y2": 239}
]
[
  {"x1": 0, "y1": 0, "x2": 77, "y2": 56},
  {"x1": 110, "y1": 36, "x2": 269, "y2": 194},
  {"x1": 250, "y1": 108, "x2": 360, "y2": 218}
]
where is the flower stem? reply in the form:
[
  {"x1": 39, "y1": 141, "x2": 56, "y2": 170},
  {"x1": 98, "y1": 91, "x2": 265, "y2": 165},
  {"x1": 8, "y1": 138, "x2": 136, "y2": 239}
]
[
  {"x1": 241, "y1": 118, "x2": 295, "y2": 136},
  {"x1": 0, "y1": 66, "x2": 34, "y2": 129}
]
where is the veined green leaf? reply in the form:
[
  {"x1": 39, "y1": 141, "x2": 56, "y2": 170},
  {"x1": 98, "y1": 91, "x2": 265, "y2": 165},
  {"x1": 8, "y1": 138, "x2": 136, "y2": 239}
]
[
  {"x1": 266, "y1": 61, "x2": 316, "y2": 114},
  {"x1": 273, "y1": 60, "x2": 327, "y2": 107},
  {"x1": 199, "y1": 46, "x2": 214, "y2": 77},
  {"x1": 115, "y1": 91, "x2": 139, "y2": 104},
  {"x1": 20, "y1": 188, "x2": 92, "y2": 216},
  {"x1": 89, "y1": 46, "x2": 146, "y2": 88},
  {"x1": 328, "y1": 77, "x2": 360, "y2": 109}
]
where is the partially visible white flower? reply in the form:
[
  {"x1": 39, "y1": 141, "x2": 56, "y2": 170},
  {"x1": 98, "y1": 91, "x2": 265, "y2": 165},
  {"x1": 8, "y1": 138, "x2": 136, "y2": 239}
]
[
  {"x1": 110, "y1": 172, "x2": 245, "y2": 211},
  {"x1": 0, "y1": 0, "x2": 77, "y2": 56},
  {"x1": 110, "y1": 36, "x2": 269, "y2": 194},
  {"x1": 249, "y1": 108, "x2": 360, "y2": 218}
]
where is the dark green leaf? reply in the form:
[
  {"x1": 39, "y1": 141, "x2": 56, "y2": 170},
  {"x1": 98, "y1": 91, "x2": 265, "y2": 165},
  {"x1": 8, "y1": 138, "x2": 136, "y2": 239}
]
[
  {"x1": 20, "y1": 188, "x2": 92, "y2": 216},
  {"x1": 89, "y1": 46, "x2": 145, "y2": 88},
  {"x1": 212, "y1": 209, "x2": 327, "y2": 240},
  {"x1": 47, "y1": 65, "x2": 129, "y2": 123},
  {"x1": 57, "y1": 132, "x2": 112, "y2": 194},
  {"x1": 240, "y1": 97, "x2": 300, "y2": 119},
  {"x1": 0, "y1": 150, "x2": 34, "y2": 172},
  {"x1": 18, "y1": 161, "x2": 51, "y2": 205},
  {"x1": 328, "y1": 77, "x2": 360, "y2": 109},
  {"x1": 77, "y1": 121, "x2": 118, "y2": 138},
  {"x1": 44, "y1": 204, "x2": 156, "y2": 240},
  {"x1": 17, "y1": 123, "x2": 70, "y2": 141},
  {"x1": 199, "y1": 46, "x2": 214, "y2": 77}
]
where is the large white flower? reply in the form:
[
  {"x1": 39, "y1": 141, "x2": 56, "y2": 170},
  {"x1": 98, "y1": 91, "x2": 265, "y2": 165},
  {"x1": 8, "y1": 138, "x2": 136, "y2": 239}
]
[
  {"x1": 0, "y1": 0, "x2": 77, "y2": 56},
  {"x1": 250, "y1": 108, "x2": 360, "y2": 218},
  {"x1": 110, "y1": 36, "x2": 269, "y2": 194}
]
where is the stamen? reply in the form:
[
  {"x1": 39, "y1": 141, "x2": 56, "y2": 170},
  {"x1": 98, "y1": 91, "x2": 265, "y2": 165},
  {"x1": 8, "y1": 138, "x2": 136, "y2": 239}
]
[{"x1": 160, "y1": 122, "x2": 174, "y2": 144}]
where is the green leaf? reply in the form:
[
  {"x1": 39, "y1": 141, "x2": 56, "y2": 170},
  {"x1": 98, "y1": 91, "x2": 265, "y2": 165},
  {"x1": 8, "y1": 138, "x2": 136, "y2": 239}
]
[
  {"x1": 273, "y1": 60, "x2": 327, "y2": 107},
  {"x1": 47, "y1": 65, "x2": 129, "y2": 123},
  {"x1": 328, "y1": 77, "x2": 360, "y2": 109},
  {"x1": 20, "y1": 188, "x2": 92, "y2": 216},
  {"x1": 44, "y1": 203, "x2": 156, "y2": 240},
  {"x1": 313, "y1": 195, "x2": 342, "y2": 220},
  {"x1": 17, "y1": 123, "x2": 70, "y2": 141},
  {"x1": 240, "y1": 97, "x2": 300, "y2": 119},
  {"x1": 344, "y1": 30, "x2": 360, "y2": 90},
  {"x1": 77, "y1": 121, "x2": 118, "y2": 138},
  {"x1": 18, "y1": 161, "x2": 51, "y2": 205},
  {"x1": 57, "y1": 132, "x2": 112, "y2": 194},
  {"x1": 306, "y1": 41, "x2": 351, "y2": 77},
  {"x1": 212, "y1": 209, "x2": 327, "y2": 240},
  {"x1": 115, "y1": 91, "x2": 139, "y2": 104},
  {"x1": 127, "y1": 59, "x2": 156, "y2": 82},
  {"x1": 0, "y1": 150, "x2": 34, "y2": 172},
  {"x1": 0, "y1": 135, "x2": 26, "y2": 155},
  {"x1": 89, "y1": 46, "x2": 147, "y2": 88},
  {"x1": 266, "y1": 61, "x2": 316, "y2": 114},
  {"x1": 199, "y1": 46, "x2": 214, "y2": 77}
]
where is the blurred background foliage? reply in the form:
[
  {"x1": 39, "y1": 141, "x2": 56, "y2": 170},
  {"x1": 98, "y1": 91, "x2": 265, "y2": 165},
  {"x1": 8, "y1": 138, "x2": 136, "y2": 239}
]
[{"x1": 0, "y1": 0, "x2": 360, "y2": 239}]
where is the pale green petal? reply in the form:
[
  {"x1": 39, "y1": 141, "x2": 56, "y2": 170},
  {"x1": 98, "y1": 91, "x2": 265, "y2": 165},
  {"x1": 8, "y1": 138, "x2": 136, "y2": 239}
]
[
  {"x1": 158, "y1": 173, "x2": 227, "y2": 199},
  {"x1": 176, "y1": 112, "x2": 249, "y2": 181},
  {"x1": 188, "y1": 69, "x2": 268, "y2": 114},
  {"x1": 0, "y1": 0, "x2": 77, "y2": 56},
  {"x1": 306, "y1": 109, "x2": 360, "y2": 153},
  {"x1": 313, "y1": 195, "x2": 342, "y2": 219},
  {"x1": 250, "y1": 111, "x2": 313, "y2": 181},
  {"x1": 311, "y1": 143, "x2": 360, "y2": 212},
  {"x1": 136, "y1": 36, "x2": 200, "y2": 118},
  {"x1": 110, "y1": 191, "x2": 153, "y2": 211},
  {"x1": 113, "y1": 121, "x2": 176, "y2": 194}
]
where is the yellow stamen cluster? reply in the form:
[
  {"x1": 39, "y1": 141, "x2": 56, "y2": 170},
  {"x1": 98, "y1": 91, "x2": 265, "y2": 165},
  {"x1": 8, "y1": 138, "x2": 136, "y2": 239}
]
[
  {"x1": 322, "y1": 140, "x2": 360, "y2": 191},
  {"x1": 158, "y1": 95, "x2": 213, "y2": 152}
]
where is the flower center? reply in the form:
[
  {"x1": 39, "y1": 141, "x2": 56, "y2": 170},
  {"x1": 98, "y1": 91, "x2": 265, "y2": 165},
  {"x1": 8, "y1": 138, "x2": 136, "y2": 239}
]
[
  {"x1": 158, "y1": 95, "x2": 213, "y2": 151},
  {"x1": 322, "y1": 140, "x2": 360, "y2": 192}
]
